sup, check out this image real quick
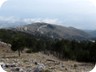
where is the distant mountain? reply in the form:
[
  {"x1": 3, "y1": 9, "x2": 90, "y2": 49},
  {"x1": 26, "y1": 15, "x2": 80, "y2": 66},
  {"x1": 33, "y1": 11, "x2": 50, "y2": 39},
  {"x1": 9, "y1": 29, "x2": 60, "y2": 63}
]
[
  {"x1": 12, "y1": 22, "x2": 90, "y2": 40},
  {"x1": 85, "y1": 30, "x2": 96, "y2": 37}
]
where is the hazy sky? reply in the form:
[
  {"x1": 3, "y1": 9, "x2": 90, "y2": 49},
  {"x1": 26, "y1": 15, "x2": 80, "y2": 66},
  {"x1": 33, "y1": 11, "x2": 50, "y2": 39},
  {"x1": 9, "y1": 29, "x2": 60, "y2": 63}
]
[{"x1": 0, "y1": 0, "x2": 96, "y2": 30}]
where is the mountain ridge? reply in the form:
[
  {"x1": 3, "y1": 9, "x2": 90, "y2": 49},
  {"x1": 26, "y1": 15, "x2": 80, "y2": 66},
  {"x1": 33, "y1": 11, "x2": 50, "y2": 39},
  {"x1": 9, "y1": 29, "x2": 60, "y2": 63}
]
[{"x1": 11, "y1": 22, "x2": 91, "y2": 40}]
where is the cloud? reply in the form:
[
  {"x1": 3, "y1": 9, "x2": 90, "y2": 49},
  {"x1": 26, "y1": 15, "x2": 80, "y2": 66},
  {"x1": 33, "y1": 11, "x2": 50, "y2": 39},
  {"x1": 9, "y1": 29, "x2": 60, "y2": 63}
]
[
  {"x1": 0, "y1": 16, "x2": 96, "y2": 30},
  {"x1": 0, "y1": 16, "x2": 63, "y2": 27},
  {"x1": 23, "y1": 18, "x2": 62, "y2": 25},
  {"x1": 0, "y1": 16, "x2": 21, "y2": 23},
  {"x1": 89, "y1": 0, "x2": 96, "y2": 7}
]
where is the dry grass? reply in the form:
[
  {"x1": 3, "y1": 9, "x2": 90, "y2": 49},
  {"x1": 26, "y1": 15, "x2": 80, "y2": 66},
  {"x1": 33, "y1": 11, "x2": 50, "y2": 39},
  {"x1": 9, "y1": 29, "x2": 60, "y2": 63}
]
[{"x1": 0, "y1": 46, "x2": 95, "y2": 72}]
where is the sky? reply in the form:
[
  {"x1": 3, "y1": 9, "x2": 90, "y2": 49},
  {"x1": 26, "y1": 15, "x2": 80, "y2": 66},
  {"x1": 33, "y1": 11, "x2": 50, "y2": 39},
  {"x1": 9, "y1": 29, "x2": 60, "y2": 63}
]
[{"x1": 0, "y1": 0, "x2": 96, "y2": 30}]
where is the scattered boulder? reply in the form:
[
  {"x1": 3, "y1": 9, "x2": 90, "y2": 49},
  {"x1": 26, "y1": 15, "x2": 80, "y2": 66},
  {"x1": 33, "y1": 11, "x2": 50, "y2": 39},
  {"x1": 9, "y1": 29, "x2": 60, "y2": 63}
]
[
  {"x1": 11, "y1": 67, "x2": 24, "y2": 72},
  {"x1": 33, "y1": 63, "x2": 45, "y2": 72}
]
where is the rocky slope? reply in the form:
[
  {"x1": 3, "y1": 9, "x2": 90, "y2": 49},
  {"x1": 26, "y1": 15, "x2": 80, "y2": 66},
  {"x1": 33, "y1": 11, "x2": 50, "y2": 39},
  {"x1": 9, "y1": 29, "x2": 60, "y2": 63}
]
[
  {"x1": 0, "y1": 41, "x2": 95, "y2": 72},
  {"x1": 0, "y1": 52, "x2": 95, "y2": 72},
  {"x1": 12, "y1": 22, "x2": 90, "y2": 40}
]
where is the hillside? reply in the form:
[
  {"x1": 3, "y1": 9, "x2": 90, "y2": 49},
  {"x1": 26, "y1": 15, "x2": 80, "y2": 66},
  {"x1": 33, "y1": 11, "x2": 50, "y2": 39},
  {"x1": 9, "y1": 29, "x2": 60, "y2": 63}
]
[
  {"x1": 0, "y1": 28, "x2": 95, "y2": 72},
  {"x1": 0, "y1": 42, "x2": 94, "y2": 72},
  {"x1": 12, "y1": 22, "x2": 90, "y2": 40}
]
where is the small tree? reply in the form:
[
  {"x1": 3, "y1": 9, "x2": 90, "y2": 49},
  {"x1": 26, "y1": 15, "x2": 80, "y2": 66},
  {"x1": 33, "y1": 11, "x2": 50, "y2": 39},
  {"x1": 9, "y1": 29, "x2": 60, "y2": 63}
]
[{"x1": 11, "y1": 34, "x2": 26, "y2": 57}]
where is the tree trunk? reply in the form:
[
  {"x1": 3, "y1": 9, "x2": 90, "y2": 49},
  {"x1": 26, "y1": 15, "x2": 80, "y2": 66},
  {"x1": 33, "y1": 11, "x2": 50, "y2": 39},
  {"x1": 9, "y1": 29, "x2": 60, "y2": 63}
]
[{"x1": 18, "y1": 50, "x2": 21, "y2": 57}]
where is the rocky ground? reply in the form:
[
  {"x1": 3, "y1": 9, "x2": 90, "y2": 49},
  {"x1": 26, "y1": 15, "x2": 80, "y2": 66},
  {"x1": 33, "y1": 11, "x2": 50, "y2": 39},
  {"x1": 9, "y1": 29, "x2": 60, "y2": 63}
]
[{"x1": 0, "y1": 41, "x2": 95, "y2": 72}]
